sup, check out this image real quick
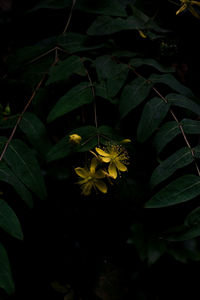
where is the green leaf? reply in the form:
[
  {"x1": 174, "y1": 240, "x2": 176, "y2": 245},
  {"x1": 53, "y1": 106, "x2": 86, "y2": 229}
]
[
  {"x1": 29, "y1": 0, "x2": 71, "y2": 11},
  {"x1": 47, "y1": 82, "x2": 93, "y2": 123},
  {"x1": 0, "y1": 162, "x2": 33, "y2": 207},
  {"x1": 87, "y1": 15, "x2": 146, "y2": 36},
  {"x1": 46, "y1": 55, "x2": 86, "y2": 86},
  {"x1": 95, "y1": 82, "x2": 114, "y2": 103},
  {"x1": 185, "y1": 207, "x2": 200, "y2": 227},
  {"x1": 164, "y1": 224, "x2": 200, "y2": 241},
  {"x1": 150, "y1": 146, "x2": 199, "y2": 187},
  {"x1": 0, "y1": 199, "x2": 23, "y2": 240},
  {"x1": 153, "y1": 121, "x2": 180, "y2": 153},
  {"x1": 119, "y1": 77, "x2": 153, "y2": 118},
  {"x1": 130, "y1": 58, "x2": 175, "y2": 73},
  {"x1": 153, "y1": 119, "x2": 200, "y2": 153},
  {"x1": 19, "y1": 112, "x2": 52, "y2": 156},
  {"x1": 137, "y1": 97, "x2": 170, "y2": 142},
  {"x1": 166, "y1": 93, "x2": 200, "y2": 115},
  {"x1": 98, "y1": 126, "x2": 123, "y2": 142},
  {"x1": 146, "y1": 175, "x2": 200, "y2": 208},
  {"x1": 3, "y1": 139, "x2": 47, "y2": 200},
  {"x1": 149, "y1": 73, "x2": 195, "y2": 99},
  {"x1": 181, "y1": 118, "x2": 200, "y2": 134},
  {"x1": 87, "y1": 6, "x2": 168, "y2": 36},
  {"x1": 46, "y1": 126, "x2": 97, "y2": 162},
  {"x1": 95, "y1": 56, "x2": 128, "y2": 97},
  {"x1": 30, "y1": 0, "x2": 127, "y2": 16},
  {"x1": 0, "y1": 242, "x2": 15, "y2": 295},
  {"x1": 167, "y1": 240, "x2": 200, "y2": 261},
  {"x1": 57, "y1": 33, "x2": 104, "y2": 53}
]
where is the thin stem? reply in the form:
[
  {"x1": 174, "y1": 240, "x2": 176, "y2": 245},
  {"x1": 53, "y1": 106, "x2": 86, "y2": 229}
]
[
  {"x1": 0, "y1": 58, "x2": 58, "y2": 162},
  {"x1": 63, "y1": 0, "x2": 77, "y2": 34}
]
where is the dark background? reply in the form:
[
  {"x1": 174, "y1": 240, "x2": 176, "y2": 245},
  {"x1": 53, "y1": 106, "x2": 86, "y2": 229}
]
[{"x1": 1, "y1": 1, "x2": 200, "y2": 299}]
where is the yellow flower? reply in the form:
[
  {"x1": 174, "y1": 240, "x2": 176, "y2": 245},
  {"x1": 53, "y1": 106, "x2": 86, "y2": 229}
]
[
  {"x1": 176, "y1": 0, "x2": 200, "y2": 18},
  {"x1": 69, "y1": 134, "x2": 82, "y2": 145},
  {"x1": 138, "y1": 30, "x2": 147, "y2": 39},
  {"x1": 95, "y1": 144, "x2": 129, "y2": 179},
  {"x1": 75, "y1": 158, "x2": 107, "y2": 195}
]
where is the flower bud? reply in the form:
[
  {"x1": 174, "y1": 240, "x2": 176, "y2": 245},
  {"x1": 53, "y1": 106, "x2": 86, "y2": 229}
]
[{"x1": 69, "y1": 134, "x2": 82, "y2": 145}]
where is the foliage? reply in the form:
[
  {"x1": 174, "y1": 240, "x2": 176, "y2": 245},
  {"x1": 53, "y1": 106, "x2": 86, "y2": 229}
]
[{"x1": 1, "y1": 0, "x2": 200, "y2": 298}]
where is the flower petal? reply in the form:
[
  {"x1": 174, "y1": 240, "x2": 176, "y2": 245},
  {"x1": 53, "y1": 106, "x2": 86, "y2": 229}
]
[
  {"x1": 95, "y1": 180, "x2": 107, "y2": 194},
  {"x1": 81, "y1": 182, "x2": 92, "y2": 195},
  {"x1": 115, "y1": 160, "x2": 127, "y2": 172},
  {"x1": 95, "y1": 169, "x2": 106, "y2": 179},
  {"x1": 191, "y1": 1, "x2": 200, "y2": 6},
  {"x1": 95, "y1": 147, "x2": 110, "y2": 157},
  {"x1": 189, "y1": 6, "x2": 200, "y2": 18},
  {"x1": 90, "y1": 157, "x2": 98, "y2": 174},
  {"x1": 108, "y1": 162, "x2": 117, "y2": 179},
  {"x1": 75, "y1": 167, "x2": 89, "y2": 178},
  {"x1": 101, "y1": 157, "x2": 111, "y2": 163},
  {"x1": 176, "y1": 4, "x2": 187, "y2": 15}
]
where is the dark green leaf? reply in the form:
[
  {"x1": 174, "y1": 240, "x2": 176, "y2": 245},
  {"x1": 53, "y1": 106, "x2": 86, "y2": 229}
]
[
  {"x1": 182, "y1": 118, "x2": 200, "y2": 134},
  {"x1": 46, "y1": 55, "x2": 86, "y2": 86},
  {"x1": 19, "y1": 112, "x2": 52, "y2": 156},
  {"x1": 150, "y1": 146, "x2": 200, "y2": 187},
  {"x1": 30, "y1": 0, "x2": 127, "y2": 16},
  {"x1": 153, "y1": 121, "x2": 180, "y2": 153},
  {"x1": 137, "y1": 97, "x2": 170, "y2": 142},
  {"x1": 95, "y1": 56, "x2": 128, "y2": 97},
  {"x1": 153, "y1": 119, "x2": 200, "y2": 153},
  {"x1": 130, "y1": 58, "x2": 175, "y2": 73},
  {"x1": 98, "y1": 126, "x2": 123, "y2": 142},
  {"x1": 166, "y1": 93, "x2": 200, "y2": 115},
  {"x1": 0, "y1": 242, "x2": 15, "y2": 295},
  {"x1": 3, "y1": 139, "x2": 47, "y2": 200},
  {"x1": 149, "y1": 73, "x2": 195, "y2": 99},
  {"x1": 95, "y1": 82, "x2": 115, "y2": 103},
  {"x1": 47, "y1": 82, "x2": 93, "y2": 123},
  {"x1": 0, "y1": 199, "x2": 23, "y2": 240},
  {"x1": 185, "y1": 207, "x2": 200, "y2": 227},
  {"x1": 57, "y1": 33, "x2": 104, "y2": 53},
  {"x1": 0, "y1": 162, "x2": 33, "y2": 207},
  {"x1": 146, "y1": 175, "x2": 200, "y2": 208},
  {"x1": 29, "y1": 0, "x2": 71, "y2": 11},
  {"x1": 119, "y1": 77, "x2": 153, "y2": 118},
  {"x1": 164, "y1": 223, "x2": 200, "y2": 241},
  {"x1": 87, "y1": 16, "x2": 146, "y2": 36}
]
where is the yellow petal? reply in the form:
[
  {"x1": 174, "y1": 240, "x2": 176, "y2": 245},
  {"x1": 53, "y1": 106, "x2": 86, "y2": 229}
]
[
  {"x1": 108, "y1": 162, "x2": 117, "y2": 179},
  {"x1": 81, "y1": 182, "x2": 92, "y2": 195},
  {"x1": 101, "y1": 157, "x2": 111, "y2": 163},
  {"x1": 115, "y1": 160, "x2": 127, "y2": 172},
  {"x1": 176, "y1": 4, "x2": 187, "y2": 15},
  {"x1": 191, "y1": 1, "x2": 200, "y2": 6},
  {"x1": 189, "y1": 6, "x2": 200, "y2": 18},
  {"x1": 95, "y1": 180, "x2": 107, "y2": 194},
  {"x1": 120, "y1": 139, "x2": 131, "y2": 144},
  {"x1": 90, "y1": 157, "x2": 98, "y2": 174},
  {"x1": 138, "y1": 30, "x2": 147, "y2": 39},
  {"x1": 75, "y1": 167, "x2": 89, "y2": 178},
  {"x1": 95, "y1": 147, "x2": 110, "y2": 157},
  {"x1": 94, "y1": 169, "x2": 106, "y2": 179}
]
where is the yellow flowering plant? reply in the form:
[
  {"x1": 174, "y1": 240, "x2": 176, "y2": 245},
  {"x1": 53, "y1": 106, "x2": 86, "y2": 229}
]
[
  {"x1": 75, "y1": 157, "x2": 107, "y2": 195},
  {"x1": 176, "y1": 0, "x2": 200, "y2": 18}
]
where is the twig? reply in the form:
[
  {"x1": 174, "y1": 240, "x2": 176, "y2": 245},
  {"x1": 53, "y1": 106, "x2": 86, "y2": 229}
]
[
  {"x1": 63, "y1": 0, "x2": 77, "y2": 34},
  {"x1": 0, "y1": 59, "x2": 57, "y2": 162}
]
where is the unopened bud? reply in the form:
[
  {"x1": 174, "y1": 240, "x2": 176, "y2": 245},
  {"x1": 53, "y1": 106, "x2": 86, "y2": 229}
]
[{"x1": 69, "y1": 134, "x2": 82, "y2": 145}]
